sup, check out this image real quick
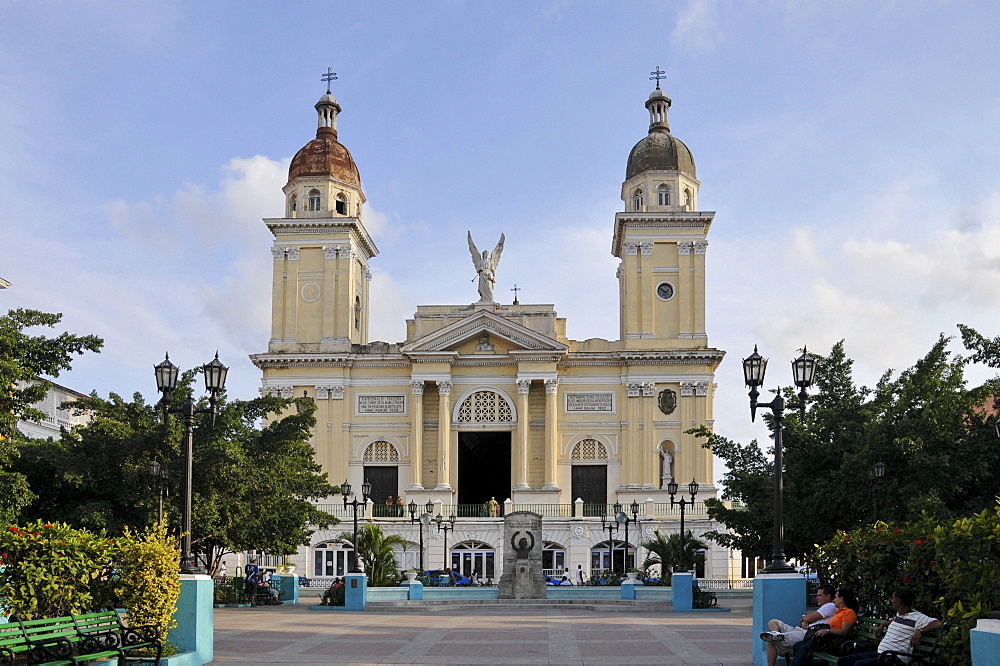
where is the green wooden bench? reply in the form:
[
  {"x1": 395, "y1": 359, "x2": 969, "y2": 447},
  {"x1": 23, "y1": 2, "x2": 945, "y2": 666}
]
[
  {"x1": 0, "y1": 611, "x2": 162, "y2": 666},
  {"x1": 810, "y1": 616, "x2": 886, "y2": 663},
  {"x1": 877, "y1": 625, "x2": 946, "y2": 666}
]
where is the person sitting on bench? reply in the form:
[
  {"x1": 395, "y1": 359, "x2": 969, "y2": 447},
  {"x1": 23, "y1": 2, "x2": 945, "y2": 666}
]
[
  {"x1": 759, "y1": 583, "x2": 837, "y2": 666},
  {"x1": 836, "y1": 587, "x2": 941, "y2": 666}
]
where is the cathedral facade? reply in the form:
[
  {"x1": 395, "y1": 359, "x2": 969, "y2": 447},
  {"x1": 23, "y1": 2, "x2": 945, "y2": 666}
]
[{"x1": 251, "y1": 80, "x2": 730, "y2": 582}]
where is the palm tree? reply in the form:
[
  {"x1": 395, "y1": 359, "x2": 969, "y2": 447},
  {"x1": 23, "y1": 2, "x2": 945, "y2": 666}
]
[
  {"x1": 641, "y1": 529, "x2": 709, "y2": 577},
  {"x1": 337, "y1": 524, "x2": 407, "y2": 586}
]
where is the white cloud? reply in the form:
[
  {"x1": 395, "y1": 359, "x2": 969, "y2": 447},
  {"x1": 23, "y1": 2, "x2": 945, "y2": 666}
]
[{"x1": 671, "y1": 0, "x2": 724, "y2": 56}]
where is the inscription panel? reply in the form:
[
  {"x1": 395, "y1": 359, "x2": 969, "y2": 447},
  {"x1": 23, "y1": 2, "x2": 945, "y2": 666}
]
[
  {"x1": 565, "y1": 392, "x2": 615, "y2": 413},
  {"x1": 356, "y1": 394, "x2": 406, "y2": 415}
]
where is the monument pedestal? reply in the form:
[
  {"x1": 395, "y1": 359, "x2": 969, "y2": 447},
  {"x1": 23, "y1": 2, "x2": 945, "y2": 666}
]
[{"x1": 497, "y1": 511, "x2": 547, "y2": 599}]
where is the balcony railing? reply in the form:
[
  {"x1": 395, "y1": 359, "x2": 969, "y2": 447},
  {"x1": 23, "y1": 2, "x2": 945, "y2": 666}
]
[{"x1": 314, "y1": 501, "x2": 711, "y2": 520}]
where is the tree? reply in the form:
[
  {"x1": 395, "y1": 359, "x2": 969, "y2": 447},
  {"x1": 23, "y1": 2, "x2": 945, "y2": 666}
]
[
  {"x1": 12, "y1": 373, "x2": 338, "y2": 568},
  {"x1": 0, "y1": 309, "x2": 102, "y2": 525},
  {"x1": 699, "y1": 337, "x2": 999, "y2": 563},
  {"x1": 641, "y1": 529, "x2": 709, "y2": 576},
  {"x1": 336, "y1": 523, "x2": 407, "y2": 586}
]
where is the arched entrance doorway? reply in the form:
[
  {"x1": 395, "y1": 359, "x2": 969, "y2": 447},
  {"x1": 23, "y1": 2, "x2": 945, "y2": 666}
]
[
  {"x1": 450, "y1": 540, "x2": 495, "y2": 580},
  {"x1": 456, "y1": 389, "x2": 513, "y2": 509}
]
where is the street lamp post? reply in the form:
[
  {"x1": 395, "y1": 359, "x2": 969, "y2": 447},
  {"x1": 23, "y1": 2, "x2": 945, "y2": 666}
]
[
  {"x1": 742, "y1": 346, "x2": 817, "y2": 574},
  {"x1": 408, "y1": 499, "x2": 434, "y2": 572},
  {"x1": 341, "y1": 479, "x2": 372, "y2": 573},
  {"x1": 148, "y1": 460, "x2": 170, "y2": 523},
  {"x1": 614, "y1": 500, "x2": 642, "y2": 571},
  {"x1": 600, "y1": 512, "x2": 621, "y2": 572},
  {"x1": 667, "y1": 479, "x2": 699, "y2": 572},
  {"x1": 867, "y1": 461, "x2": 887, "y2": 522},
  {"x1": 154, "y1": 352, "x2": 228, "y2": 575},
  {"x1": 434, "y1": 513, "x2": 456, "y2": 573}
]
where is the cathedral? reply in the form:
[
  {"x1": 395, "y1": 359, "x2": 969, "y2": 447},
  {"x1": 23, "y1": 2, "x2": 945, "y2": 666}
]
[{"x1": 251, "y1": 75, "x2": 729, "y2": 582}]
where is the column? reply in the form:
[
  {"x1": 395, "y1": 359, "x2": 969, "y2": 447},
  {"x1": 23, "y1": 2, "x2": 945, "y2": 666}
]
[
  {"x1": 322, "y1": 245, "x2": 339, "y2": 341},
  {"x1": 642, "y1": 382, "x2": 656, "y2": 487},
  {"x1": 361, "y1": 266, "x2": 372, "y2": 344},
  {"x1": 625, "y1": 382, "x2": 643, "y2": 488},
  {"x1": 693, "y1": 241, "x2": 708, "y2": 337},
  {"x1": 542, "y1": 379, "x2": 559, "y2": 490},
  {"x1": 409, "y1": 381, "x2": 424, "y2": 489},
  {"x1": 436, "y1": 381, "x2": 452, "y2": 490},
  {"x1": 678, "y1": 241, "x2": 693, "y2": 337},
  {"x1": 514, "y1": 380, "x2": 531, "y2": 489}
]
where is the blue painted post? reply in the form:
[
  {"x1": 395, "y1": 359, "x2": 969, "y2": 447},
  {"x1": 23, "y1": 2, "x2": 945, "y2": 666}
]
[
  {"x1": 971, "y1": 618, "x2": 1000, "y2": 665},
  {"x1": 752, "y1": 574, "x2": 806, "y2": 666},
  {"x1": 403, "y1": 580, "x2": 424, "y2": 600},
  {"x1": 671, "y1": 572, "x2": 694, "y2": 611},
  {"x1": 273, "y1": 574, "x2": 299, "y2": 604},
  {"x1": 620, "y1": 575, "x2": 643, "y2": 600},
  {"x1": 344, "y1": 573, "x2": 367, "y2": 611},
  {"x1": 168, "y1": 574, "x2": 214, "y2": 666}
]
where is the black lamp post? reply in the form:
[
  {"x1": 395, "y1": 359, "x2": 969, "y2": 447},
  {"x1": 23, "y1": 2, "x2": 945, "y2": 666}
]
[
  {"x1": 867, "y1": 461, "x2": 887, "y2": 522},
  {"x1": 614, "y1": 500, "x2": 641, "y2": 571},
  {"x1": 148, "y1": 460, "x2": 170, "y2": 523},
  {"x1": 434, "y1": 513, "x2": 456, "y2": 573},
  {"x1": 667, "y1": 479, "x2": 699, "y2": 572},
  {"x1": 341, "y1": 479, "x2": 372, "y2": 573},
  {"x1": 408, "y1": 499, "x2": 434, "y2": 572},
  {"x1": 155, "y1": 352, "x2": 228, "y2": 575},
  {"x1": 600, "y1": 511, "x2": 621, "y2": 572},
  {"x1": 742, "y1": 346, "x2": 817, "y2": 574}
]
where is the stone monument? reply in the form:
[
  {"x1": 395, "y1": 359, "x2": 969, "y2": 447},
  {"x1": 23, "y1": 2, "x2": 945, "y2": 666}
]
[{"x1": 497, "y1": 511, "x2": 547, "y2": 599}]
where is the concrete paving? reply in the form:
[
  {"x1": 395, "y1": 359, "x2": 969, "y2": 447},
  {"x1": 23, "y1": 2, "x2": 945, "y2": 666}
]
[{"x1": 212, "y1": 600, "x2": 755, "y2": 665}]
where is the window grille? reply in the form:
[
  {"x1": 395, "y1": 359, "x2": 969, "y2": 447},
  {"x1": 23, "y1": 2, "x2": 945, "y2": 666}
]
[
  {"x1": 456, "y1": 391, "x2": 513, "y2": 423},
  {"x1": 571, "y1": 438, "x2": 608, "y2": 460},
  {"x1": 363, "y1": 440, "x2": 399, "y2": 462}
]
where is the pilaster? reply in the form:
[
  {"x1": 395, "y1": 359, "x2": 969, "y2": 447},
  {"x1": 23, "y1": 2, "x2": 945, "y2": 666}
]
[
  {"x1": 542, "y1": 379, "x2": 559, "y2": 490},
  {"x1": 409, "y1": 381, "x2": 424, "y2": 489},
  {"x1": 515, "y1": 380, "x2": 531, "y2": 490},
  {"x1": 436, "y1": 381, "x2": 452, "y2": 490}
]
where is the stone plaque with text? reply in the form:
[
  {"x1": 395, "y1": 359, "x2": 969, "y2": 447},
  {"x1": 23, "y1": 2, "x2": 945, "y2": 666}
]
[
  {"x1": 357, "y1": 394, "x2": 406, "y2": 414},
  {"x1": 565, "y1": 392, "x2": 614, "y2": 412}
]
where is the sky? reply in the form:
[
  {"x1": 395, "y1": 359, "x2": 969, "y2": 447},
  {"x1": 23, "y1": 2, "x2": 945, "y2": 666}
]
[{"x1": 3, "y1": 1, "x2": 1000, "y2": 481}]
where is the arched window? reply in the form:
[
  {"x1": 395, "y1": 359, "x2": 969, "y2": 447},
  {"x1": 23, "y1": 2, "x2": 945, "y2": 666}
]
[
  {"x1": 456, "y1": 390, "x2": 513, "y2": 423},
  {"x1": 571, "y1": 439, "x2": 608, "y2": 460},
  {"x1": 591, "y1": 539, "x2": 636, "y2": 574},
  {"x1": 542, "y1": 541, "x2": 566, "y2": 576},
  {"x1": 308, "y1": 189, "x2": 322, "y2": 212},
  {"x1": 354, "y1": 295, "x2": 362, "y2": 330},
  {"x1": 335, "y1": 192, "x2": 348, "y2": 215},
  {"x1": 451, "y1": 541, "x2": 495, "y2": 579},
  {"x1": 633, "y1": 188, "x2": 644, "y2": 211},
  {"x1": 363, "y1": 440, "x2": 399, "y2": 462},
  {"x1": 391, "y1": 541, "x2": 421, "y2": 571},
  {"x1": 683, "y1": 188, "x2": 692, "y2": 210},
  {"x1": 656, "y1": 184, "x2": 670, "y2": 206},
  {"x1": 313, "y1": 541, "x2": 351, "y2": 578},
  {"x1": 289, "y1": 194, "x2": 297, "y2": 213}
]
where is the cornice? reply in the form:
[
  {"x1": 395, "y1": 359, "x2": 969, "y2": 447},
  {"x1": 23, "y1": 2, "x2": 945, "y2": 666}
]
[
  {"x1": 262, "y1": 217, "x2": 379, "y2": 259},
  {"x1": 611, "y1": 211, "x2": 715, "y2": 257}
]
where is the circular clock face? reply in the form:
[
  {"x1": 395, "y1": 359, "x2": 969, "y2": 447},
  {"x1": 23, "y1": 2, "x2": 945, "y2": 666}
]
[{"x1": 656, "y1": 282, "x2": 675, "y2": 300}]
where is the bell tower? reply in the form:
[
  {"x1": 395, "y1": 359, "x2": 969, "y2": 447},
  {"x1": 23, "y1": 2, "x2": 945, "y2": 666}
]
[
  {"x1": 264, "y1": 77, "x2": 378, "y2": 352},
  {"x1": 612, "y1": 74, "x2": 714, "y2": 348}
]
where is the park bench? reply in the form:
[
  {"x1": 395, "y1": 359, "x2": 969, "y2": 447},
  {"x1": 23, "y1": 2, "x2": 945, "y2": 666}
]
[
  {"x1": 0, "y1": 611, "x2": 161, "y2": 666},
  {"x1": 810, "y1": 616, "x2": 884, "y2": 663},
  {"x1": 809, "y1": 618, "x2": 943, "y2": 665}
]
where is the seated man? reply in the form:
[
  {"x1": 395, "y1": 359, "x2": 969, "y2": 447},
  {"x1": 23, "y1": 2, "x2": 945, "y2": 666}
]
[
  {"x1": 837, "y1": 587, "x2": 942, "y2": 666},
  {"x1": 759, "y1": 584, "x2": 837, "y2": 666}
]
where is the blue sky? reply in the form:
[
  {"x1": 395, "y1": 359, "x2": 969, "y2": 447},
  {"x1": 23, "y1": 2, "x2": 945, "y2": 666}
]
[{"x1": 3, "y1": 1, "x2": 1000, "y2": 472}]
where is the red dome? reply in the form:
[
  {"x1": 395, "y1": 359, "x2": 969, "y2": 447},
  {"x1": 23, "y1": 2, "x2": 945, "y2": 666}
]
[{"x1": 287, "y1": 127, "x2": 361, "y2": 187}]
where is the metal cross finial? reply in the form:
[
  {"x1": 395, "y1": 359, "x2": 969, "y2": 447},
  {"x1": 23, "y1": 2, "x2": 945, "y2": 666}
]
[
  {"x1": 321, "y1": 67, "x2": 338, "y2": 94},
  {"x1": 510, "y1": 283, "x2": 521, "y2": 305},
  {"x1": 649, "y1": 66, "x2": 666, "y2": 89}
]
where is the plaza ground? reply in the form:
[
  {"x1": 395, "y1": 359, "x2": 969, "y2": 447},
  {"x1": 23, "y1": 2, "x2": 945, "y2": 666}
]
[{"x1": 212, "y1": 595, "x2": 754, "y2": 665}]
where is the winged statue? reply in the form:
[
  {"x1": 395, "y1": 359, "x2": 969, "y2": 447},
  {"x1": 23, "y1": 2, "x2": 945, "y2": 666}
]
[{"x1": 467, "y1": 231, "x2": 505, "y2": 303}]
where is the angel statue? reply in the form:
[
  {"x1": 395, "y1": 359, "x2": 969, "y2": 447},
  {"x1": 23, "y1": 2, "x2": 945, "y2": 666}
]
[{"x1": 467, "y1": 231, "x2": 505, "y2": 303}]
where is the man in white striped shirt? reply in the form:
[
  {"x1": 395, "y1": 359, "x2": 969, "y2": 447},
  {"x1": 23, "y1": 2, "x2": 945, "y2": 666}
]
[{"x1": 836, "y1": 587, "x2": 942, "y2": 666}]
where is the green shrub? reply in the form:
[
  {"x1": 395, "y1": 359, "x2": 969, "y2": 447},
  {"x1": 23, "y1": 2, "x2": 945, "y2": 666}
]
[
  {"x1": 115, "y1": 521, "x2": 180, "y2": 642},
  {"x1": 813, "y1": 503, "x2": 1000, "y2": 665}
]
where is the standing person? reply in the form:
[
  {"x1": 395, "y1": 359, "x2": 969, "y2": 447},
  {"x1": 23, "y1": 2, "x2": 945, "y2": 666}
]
[
  {"x1": 385, "y1": 494, "x2": 394, "y2": 517},
  {"x1": 470, "y1": 570, "x2": 480, "y2": 586},
  {"x1": 244, "y1": 558, "x2": 260, "y2": 606},
  {"x1": 836, "y1": 587, "x2": 942, "y2": 666},
  {"x1": 789, "y1": 587, "x2": 859, "y2": 666},
  {"x1": 576, "y1": 564, "x2": 586, "y2": 585},
  {"x1": 486, "y1": 496, "x2": 500, "y2": 517},
  {"x1": 395, "y1": 495, "x2": 404, "y2": 517},
  {"x1": 759, "y1": 584, "x2": 837, "y2": 666},
  {"x1": 217, "y1": 561, "x2": 228, "y2": 579}
]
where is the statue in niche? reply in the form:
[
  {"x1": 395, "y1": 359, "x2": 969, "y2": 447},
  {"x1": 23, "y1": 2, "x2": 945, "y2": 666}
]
[
  {"x1": 660, "y1": 447, "x2": 674, "y2": 489},
  {"x1": 475, "y1": 332, "x2": 494, "y2": 353},
  {"x1": 468, "y1": 231, "x2": 505, "y2": 303}
]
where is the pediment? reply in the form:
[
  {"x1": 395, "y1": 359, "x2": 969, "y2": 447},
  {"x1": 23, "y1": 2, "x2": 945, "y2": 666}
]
[{"x1": 400, "y1": 310, "x2": 568, "y2": 356}]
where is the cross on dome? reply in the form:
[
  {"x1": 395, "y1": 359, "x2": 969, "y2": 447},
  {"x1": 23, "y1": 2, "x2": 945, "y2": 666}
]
[
  {"x1": 649, "y1": 66, "x2": 666, "y2": 90},
  {"x1": 321, "y1": 67, "x2": 338, "y2": 94}
]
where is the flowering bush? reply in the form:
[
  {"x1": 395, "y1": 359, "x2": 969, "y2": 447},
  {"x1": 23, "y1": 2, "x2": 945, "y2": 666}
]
[{"x1": 812, "y1": 503, "x2": 1000, "y2": 665}]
